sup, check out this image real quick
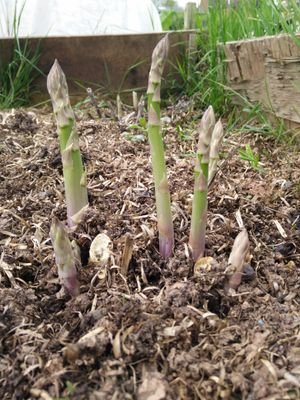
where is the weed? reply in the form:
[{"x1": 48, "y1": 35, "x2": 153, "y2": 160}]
[
  {"x1": 124, "y1": 116, "x2": 148, "y2": 142},
  {"x1": 123, "y1": 132, "x2": 146, "y2": 143},
  {"x1": 0, "y1": 2, "x2": 41, "y2": 109},
  {"x1": 176, "y1": 124, "x2": 191, "y2": 141},
  {"x1": 56, "y1": 381, "x2": 76, "y2": 400},
  {"x1": 239, "y1": 144, "x2": 262, "y2": 172},
  {"x1": 0, "y1": 38, "x2": 41, "y2": 109},
  {"x1": 128, "y1": 116, "x2": 147, "y2": 131}
]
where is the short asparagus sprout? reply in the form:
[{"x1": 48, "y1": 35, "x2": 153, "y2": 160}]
[
  {"x1": 208, "y1": 119, "x2": 224, "y2": 187},
  {"x1": 227, "y1": 229, "x2": 250, "y2": 290},
  {"x1": 117, "y1": 94, "x2": 122, "y2": 120},
  {"x1": 147, "y1": 34, "x2": 174, "y2": 258},
  {"x1": 132, "y1": 91, "x2": 138, "y2": 112},
  {"x1": 47, "y1": 59, "x2": 88, "y2": 227},
  {"x1": 189, "y1": 106, "x2": 215, "y2": 261},
  {"x1": 50, "y1": 217, "x2": 80, "y2": 296}
]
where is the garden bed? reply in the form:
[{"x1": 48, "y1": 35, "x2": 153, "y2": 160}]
[{"x1": 0, "y1": 101, "x2": 299, "y2": 400}]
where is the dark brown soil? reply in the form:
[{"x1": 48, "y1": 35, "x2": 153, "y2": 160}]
[{"x1": 0, "y1": 103, "x2": 299, "y2": 400}]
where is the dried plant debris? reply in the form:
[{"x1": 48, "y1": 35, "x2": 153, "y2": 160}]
[{"x1": 0, "y1": 105, "x2": 299, "y2": 400}]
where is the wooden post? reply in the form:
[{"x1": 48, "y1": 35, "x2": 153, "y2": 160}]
[
  {"x1": 184, "y1": 2, "x2": 197, "y2": 30},
  {"x1": 199, "y1": 0, "x2": 209, "y2": 13},
  {"x1": 184, "y1": 2, "x2": 198, "y2": 78}
]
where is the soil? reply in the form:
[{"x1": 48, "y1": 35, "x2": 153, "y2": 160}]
[{"x1": 0, "y1": 101, "x2": 299, "y2": 400}]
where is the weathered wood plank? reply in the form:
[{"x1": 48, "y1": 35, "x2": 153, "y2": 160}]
[
  {"x1": 0, "y1": 31, "x2": 193, "y2": 102},
  {"x1": 265, "y1": 56, "x2": 300, "y2": 122},
  {"x1": 223, "y1": 34, "x2": 300, "y2": 126}
]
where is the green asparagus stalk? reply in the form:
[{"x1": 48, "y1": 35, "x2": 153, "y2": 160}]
[
  {"x1": 189, "y1": 106, "x2": 215, "y2": 261},
  {"x1": 50, "y1": 217, "x2": 80, "y2": 296},
  {"x1": 147, "y1": 34, "x2": 174, "y2": 258},
  {"x1": 208, "y1": 119, "x2": 224, "y2": 187},
  {"x1": 47, "y1": 59, "x2": 88, "y2": 227}
]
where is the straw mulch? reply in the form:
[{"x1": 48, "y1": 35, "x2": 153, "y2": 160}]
[{"x1": 0, "y1": 102, "x2": 299, "y2": 400}]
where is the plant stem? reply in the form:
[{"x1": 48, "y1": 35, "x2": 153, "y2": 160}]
[
  {"x1": 189, "y1": 106, "x2": 215, "y2": 261},
  {"x1": 147, "y1": 34, "x2": 174, "y2": 258},
  {"x1": 47, "y1": 60, "x2": 88, "y2": 227}
]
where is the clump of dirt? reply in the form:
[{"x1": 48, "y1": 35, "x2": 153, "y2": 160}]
[{"x1": 0, "y1": 104, "x2": 299, "y2": 400}]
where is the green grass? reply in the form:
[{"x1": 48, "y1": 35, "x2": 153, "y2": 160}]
[
  {"x1": 160, "y1": 9, "x2": 184, "y2": 31},
  {"x1": 0, "y1": 38, "x2": 41, "y2": 109},
  {"x1": 0, "y1": 3, "x2": 41, "y2": 109},
  {"x1": 239, "y1": 144, "x2": 262, "y2": 172},
  {"x1": 164, "y1": 0, "x2": 300, "y2": 125}
]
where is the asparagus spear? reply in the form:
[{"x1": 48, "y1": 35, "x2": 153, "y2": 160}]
[
  {"x1": 50, "y1": 218, "x2": 80, "y2": 296},
  {"x1": 189, "y1": 106, "x2": 215, "y2": 261},
  {"x1": 47, "y1": 59, "x2": 88, "y2": 227},
  {"x1": 147, "y1": 35, "x2": 174, "y2": 258},
  {"x1": 227, "y1": 229, "x2": 250, "y2": 291}
]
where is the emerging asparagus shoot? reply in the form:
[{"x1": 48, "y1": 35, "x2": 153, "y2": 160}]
[
  {"x1": 147, "y1": 34, "x2": 174, "y2": 258},
  {"x1": 50, "y1": 217, "x2": 80, "y2": 296},
  {"x1": 226, "y1": 229, "x2": 250, "y2": 291},
  {"x1": 189, "y1": 106, "x2": 215, "y2": 261},
  {"x1": 47, "y1": 59, "x2": 88, "y2": 227}
]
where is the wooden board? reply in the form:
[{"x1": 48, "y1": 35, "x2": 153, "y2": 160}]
[
  {"x1": 223, "y1": 33, "x2": 300, "y2": 126},
  {"x1": 0, "y1": 31, "x2": 194, "y2": 102}
]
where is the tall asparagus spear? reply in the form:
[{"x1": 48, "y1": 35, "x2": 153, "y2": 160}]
[
  {"x1": 147, "y1": 35, "x2": 174, "y2": 258},
  {"x1": 189, "y1": 106, "x2": 215, "y2": 261},
  {"x1": 50, "y1": 218, "x2": 80, "y2": 296},
  {"x1": 47, "y1": 60, "x2": 88, "y2": 227}
]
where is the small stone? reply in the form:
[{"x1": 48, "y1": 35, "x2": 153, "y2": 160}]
[
  {"x1": 161, "y1": 116, "x2": 172, "y2": 124},
  {"x1": 275, "y1": 242, "x2": 295, "y2": 257},
  {"x1": 243, "y1": 264, "x2": 255, "y2": 282},
  {"x1": 257, "y1": 319, "x2": 265, "y2": 327}
]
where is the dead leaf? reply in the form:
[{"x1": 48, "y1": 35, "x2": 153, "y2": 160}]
[
  {"x1": 138, "y1": 370, "x2": 167, "y2": 400},
  {"x1": 89, "y1": 233, "x2": 111, "y2": 267}
]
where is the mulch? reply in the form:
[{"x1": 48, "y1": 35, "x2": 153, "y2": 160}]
[{"x1": 0, "y1": 100, "x2": 299, "y2": 400}]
